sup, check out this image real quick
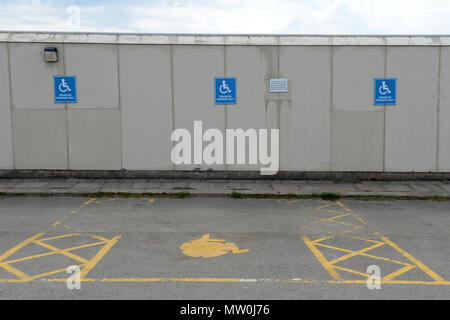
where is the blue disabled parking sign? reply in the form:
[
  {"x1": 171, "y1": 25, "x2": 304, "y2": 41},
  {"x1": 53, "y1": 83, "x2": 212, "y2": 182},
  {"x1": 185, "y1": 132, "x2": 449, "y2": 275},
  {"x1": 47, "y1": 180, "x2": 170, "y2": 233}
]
[
  {"x1": 215, "y1": 77, "x2": 236, "y2": 104},
  {"x1": 54, "y1": 76, "x2": 77, "y2": 103},
  {"x1": 374, "y1": 78, "x2": 396, "y2": 105}
]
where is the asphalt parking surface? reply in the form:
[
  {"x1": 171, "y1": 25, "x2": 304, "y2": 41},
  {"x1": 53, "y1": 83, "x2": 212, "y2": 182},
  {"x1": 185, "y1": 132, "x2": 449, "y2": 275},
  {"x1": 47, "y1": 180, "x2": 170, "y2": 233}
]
[{"x1": 0, "y1": 196, "x2": 448, "y2": 299}]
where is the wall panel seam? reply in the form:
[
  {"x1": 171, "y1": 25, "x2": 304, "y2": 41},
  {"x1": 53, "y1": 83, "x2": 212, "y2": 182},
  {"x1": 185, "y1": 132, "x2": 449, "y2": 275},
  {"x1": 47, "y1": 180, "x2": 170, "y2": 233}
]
[
  {"x1": 6, "y1": 42, "x2": 15, "y2": 169},
  {"x1": 436, "y1": 46, "x2": 442, "y2": 172},
  {"x1": 117, "y1": 44, "x2": 123, "y2": 169}
]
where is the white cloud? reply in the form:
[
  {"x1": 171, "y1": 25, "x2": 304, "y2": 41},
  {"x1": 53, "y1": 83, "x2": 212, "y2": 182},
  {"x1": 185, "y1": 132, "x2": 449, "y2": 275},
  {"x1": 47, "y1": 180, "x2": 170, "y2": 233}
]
[
  {"x1": 127, "y1": 0, "x2": 450, "y2": 34},
  {"x1": 1, "y1": 0, "x2": 450, "y2": 34},
  {"x1": 0, "y1": 1, "x2": 115, "y2": 32}
]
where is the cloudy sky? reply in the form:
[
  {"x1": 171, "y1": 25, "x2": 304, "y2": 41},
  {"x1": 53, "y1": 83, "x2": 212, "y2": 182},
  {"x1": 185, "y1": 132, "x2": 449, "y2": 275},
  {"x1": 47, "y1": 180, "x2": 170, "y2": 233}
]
[{"x1": 1, "y1": 0, "x2": 450, "y2": 34}]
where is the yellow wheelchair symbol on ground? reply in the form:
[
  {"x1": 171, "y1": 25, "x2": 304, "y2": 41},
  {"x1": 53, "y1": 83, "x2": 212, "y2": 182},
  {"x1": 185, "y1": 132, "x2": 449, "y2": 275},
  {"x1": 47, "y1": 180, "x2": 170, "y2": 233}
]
[{"x1": 180, "y1": 234, "x2": 249, "y2": 258}]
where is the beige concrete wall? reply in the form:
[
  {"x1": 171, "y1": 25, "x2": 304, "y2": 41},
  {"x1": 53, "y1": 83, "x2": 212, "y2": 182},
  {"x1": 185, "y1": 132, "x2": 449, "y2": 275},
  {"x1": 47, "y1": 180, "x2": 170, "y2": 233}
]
[
  {"x1": 1, "y1": 33, "x2": 449, "y2": 173},
  {"x1": 0, "y1": 43, "x2": 13, "y2": 169},
  {"x1": 279, "y1": 46, "x2": 331, "y2": 171}
]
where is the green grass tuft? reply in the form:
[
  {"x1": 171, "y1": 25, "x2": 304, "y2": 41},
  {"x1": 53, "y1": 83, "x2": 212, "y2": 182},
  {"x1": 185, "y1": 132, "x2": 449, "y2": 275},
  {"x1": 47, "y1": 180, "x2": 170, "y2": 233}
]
[
  {"x1": 320, "y1": 192, "x2": 341, "y2": 201},
  {"x1": 231, "y1": 191, "x2": 243, "y2": 198}
]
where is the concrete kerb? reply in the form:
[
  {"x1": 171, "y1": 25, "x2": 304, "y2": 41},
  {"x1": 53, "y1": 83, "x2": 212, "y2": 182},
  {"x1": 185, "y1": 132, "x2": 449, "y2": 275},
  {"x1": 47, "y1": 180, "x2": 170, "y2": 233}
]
[
  {"x1": 1, "y1": 188, "x2": 450, "y2": 201},
  {"x1": 1, "y1": 170, "x2": 450, "y2": 181}
]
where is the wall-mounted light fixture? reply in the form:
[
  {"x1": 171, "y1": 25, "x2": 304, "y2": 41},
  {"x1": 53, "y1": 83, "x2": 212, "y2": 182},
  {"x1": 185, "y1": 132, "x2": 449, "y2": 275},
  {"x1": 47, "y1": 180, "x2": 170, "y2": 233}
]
[{"x1": 44, "y1": 47, "x2": 58, "y2": 62}]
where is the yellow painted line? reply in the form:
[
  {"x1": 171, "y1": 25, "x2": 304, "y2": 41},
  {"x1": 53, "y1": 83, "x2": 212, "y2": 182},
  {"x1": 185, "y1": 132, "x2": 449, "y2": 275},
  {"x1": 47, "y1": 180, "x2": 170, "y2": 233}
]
[
  {"x1": 33, "y1": 240, "x2": 89, "y2": 264},
  {"x1": 2, "y1": 241, "x2": 106, "y2": 265},
  {"x1": 29, "y1": 265, "x2": 86, "y2": 281},
  {"x1": 330, "y1": 280, "x2": 450, "y2": 285},
  {"x1": 3, "y1": 251, "x2": 56, "y2": 264},
  {"x1": 41, "y1": 278, "x2": 96, "y2": 283},
  {"x1": 38, "y1": 233, "x2": 79, "y2": 242},
  {"x1": 89, "y1": 234, "x2": 110, "y2": 242},
  {"x1": 383, "y1": 264, "x2": 416, "y2": 282},
  {"x1": 285, "y1": 200, "x2": 300, "y2": 205},
  {"x1": 61, "y1": 241, "x2": 107, "y2": 251},
  {"x1": 335, "y1": 201, "x2": 352, "y2": 212},
  {"x1": 302, "y1": 236, "x2": 342, "y2": 281},
  {"x1": 84, "y1": 198, "x2": 96, "y2": 206},
  {"x1": 1, "y1": 277, "x2": 449, "y2": 285},
  {"x1": 318, "y1": 216, "x2": 362, "y2": 230},
  {"x1": 0, "y1": 278, "x2": 31, "y2": 283},
  {"x1": 379, "y1": 235, "x2": 446, "y2": 282},
  {"x1": 80, "y1": 236, "x2": 121, "y2": 279},
  {"x1": 347, "y1": 235, "x2": 384, "y2": 245},
  {"x1": 328, "y1": 242, "x2": 385, "y2": 265},
  {"x1": 0, "y1": 233, "x2": 44, "y2": 263},
  {"x1": 333, "y1": 265, "x2": 371, "y2": 278},
  {"x1": 312, "y1": 207, "x2": 340, "y2": 214},
  {"x1": 315, "y1": 242, "x2": 412, "y2": 266},
  {"x1": 53, "y1": 221, "x2": 61, "y2": 227},
  {"x1": 312, "y1": 235, "x2": 335, "y2": 244},
  {"x1": 381, "y1": 280, "x2": 450, "y2": 285},
  {"x1": 308, "y1": 214, "x2": 362, "y2": 230},
  {"x1": 335, "y1": 201, "x2": 368, "y2": 225},
  {"x1": 71, "y1": 198, "x2": 96, "y2": 214},
  {"x1": 0, "y1": 263, "x2": 30, "y2": 279},
  {"x1": 104, "y1": 277, "x2": 240, "y2": 283},
  {"x1": 322, "y1": 213, "x2": 350, "y2": 221},
  {"x1": 29, "y1": 268, "x2": 82, "y2": 281},
  {"x1": 315, "y1": 203, "x2": 335, "y2": 210}
]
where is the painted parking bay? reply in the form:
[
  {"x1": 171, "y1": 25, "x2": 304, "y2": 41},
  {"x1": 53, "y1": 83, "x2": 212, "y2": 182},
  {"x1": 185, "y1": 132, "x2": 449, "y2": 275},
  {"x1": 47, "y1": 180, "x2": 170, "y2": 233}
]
[{"x1": 0, "y1": 197, "x2": 448, "y2": 297}]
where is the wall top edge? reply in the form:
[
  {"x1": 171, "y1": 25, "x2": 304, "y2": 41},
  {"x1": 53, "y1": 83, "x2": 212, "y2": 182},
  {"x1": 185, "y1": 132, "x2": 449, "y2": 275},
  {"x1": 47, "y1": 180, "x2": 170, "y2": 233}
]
[{"x1": 1, "y1": 32, "x2": 450, "y2": 46}]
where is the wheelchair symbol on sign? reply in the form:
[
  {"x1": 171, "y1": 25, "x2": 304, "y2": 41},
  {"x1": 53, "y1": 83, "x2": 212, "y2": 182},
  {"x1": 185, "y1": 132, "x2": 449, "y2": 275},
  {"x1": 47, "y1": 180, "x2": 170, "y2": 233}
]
[
  {"x1": 378, "y1": 81, "x2": 391, "y2": 95},
  {"x1": 219, "y1": 80, "x2": 232, "y2": 94},
  {"x1": 59, "y1": 79, "x2": 72, "y2": 93}
]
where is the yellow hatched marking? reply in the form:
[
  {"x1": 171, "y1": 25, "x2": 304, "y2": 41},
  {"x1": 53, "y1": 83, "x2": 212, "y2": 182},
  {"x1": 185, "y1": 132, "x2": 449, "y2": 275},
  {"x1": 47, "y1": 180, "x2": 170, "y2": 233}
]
[
  {"x1": 328, "y1": 242, "x2": 385, "y2": 265},
  {"x1": 311, "y1": 207, "x2": 341, "y2": 214},
  {"x1": 33, "y1": 240, "x2": 89, "y2": 264},
  {"x1": 0, "y1": 232, "x2": 120, "y2": 281},
  {"x1": 71, "y1": 198, "x2": 96, "y2": 214},
  {"x1": 319, "y1": 217, "x2": 361, "y2": 229},
  {"x1": 346, "y1": 235, "x2": 384, "y2": 245},
  {"x1": 322, "y1": 213, "x2": 350, "y2": 221},
  {"x1": 382, "y1": 264, "x2": 416, "y2": 281},
  {"x1": 315, "y1": 242, "x2": 412, "y2": 266},
  {"x1": 315, "y1": 203, "x2": 336, "y2": 210},
  {"x1": 28, "y1": 265, "x2": 86, "y2": 281},
  {"x1": 335, "y1": 201, "x2": 352, "y2": 212},
  {"x1": 89, "y1": 235, "x2": 110, "y2": 242},
  {"x1": 302, "y1": 236, "x2": 342, "y2": 281},
  {"x1": 312, "y1": 235, "x2": 335, "y2": 244},
  {"x1": 80, "y1": 236, "x2": 121, "y2": 279},
  {"x1": 333, "y1": 266, "x2": 371, "y2": 278},
  {"x1": 304, "y1": 201, "x2": 447, "y2": 284},
  {"x1": 379, "y1": 235, "x2": 445, "y2": 282},
  {"x1": 0, "y1": 263, "x2": 30, "y2": 280},
  {"x1": 0, "y1": 233, "x2": 44, "y2": 263},
  {"x1": 38, "y1": 233, "x2": 80, "y2": 242},
  {"x1": 3, "y1": 241, "x2": 106, "y2": 265}
]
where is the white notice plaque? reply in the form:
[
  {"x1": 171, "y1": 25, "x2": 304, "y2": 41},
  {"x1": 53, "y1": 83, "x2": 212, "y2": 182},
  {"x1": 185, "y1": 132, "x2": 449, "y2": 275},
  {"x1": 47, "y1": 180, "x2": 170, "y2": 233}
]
[{"x1": 269, "y1": 78, "x2": 288, "y2": 93}]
